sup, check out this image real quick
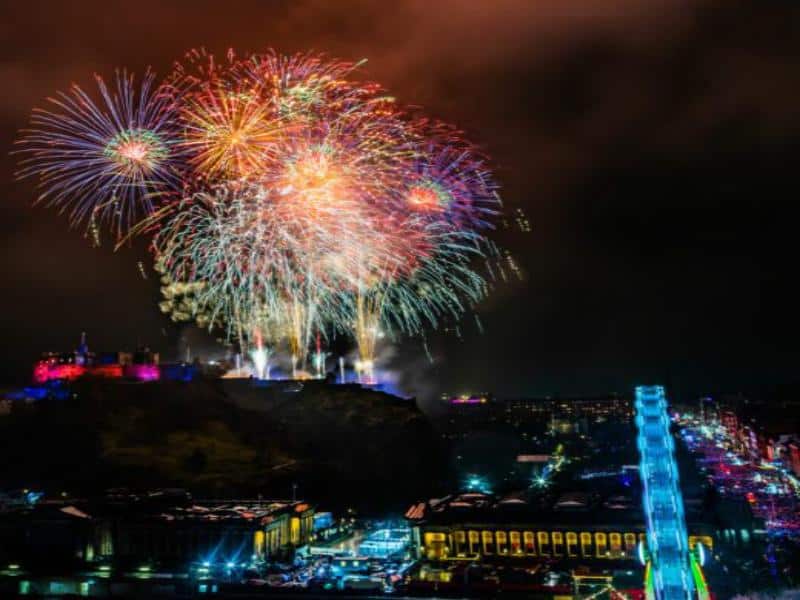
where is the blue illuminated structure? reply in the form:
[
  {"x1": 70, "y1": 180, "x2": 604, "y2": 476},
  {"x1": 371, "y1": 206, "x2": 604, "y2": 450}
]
[
  {"x1": 463, "y1": 474, "x2": 492, "y2": 494},
  {"x1": 635, "y1": 385, "x2": 693, "y2": 600},
  {"x1": 358, "y1": 528, "x2": 410, "y2": 558}
]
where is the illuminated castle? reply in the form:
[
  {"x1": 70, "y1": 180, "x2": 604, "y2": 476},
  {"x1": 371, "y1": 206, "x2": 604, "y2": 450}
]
[{"x1": 33, "y1": 332, "x2": 174, "y2": 383}]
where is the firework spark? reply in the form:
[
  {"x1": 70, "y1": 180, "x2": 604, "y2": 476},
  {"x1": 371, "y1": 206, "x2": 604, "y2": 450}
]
[{"x1": 16, "y1": 69, "x2": 181, "y2": 240}]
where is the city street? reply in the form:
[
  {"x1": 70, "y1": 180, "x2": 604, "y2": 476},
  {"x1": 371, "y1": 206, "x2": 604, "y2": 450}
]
[{"x1": 677, "y1": 414, "x2": 800, "y2": 537}]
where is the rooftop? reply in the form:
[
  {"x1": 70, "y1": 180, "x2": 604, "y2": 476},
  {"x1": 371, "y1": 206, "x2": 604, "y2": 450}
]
[
  {"x1": 1, "y1": 490, "x2": 312, "y2": 525},
  {"x1": 406, "y1": 490, "x2": 712, "y2": 531}
]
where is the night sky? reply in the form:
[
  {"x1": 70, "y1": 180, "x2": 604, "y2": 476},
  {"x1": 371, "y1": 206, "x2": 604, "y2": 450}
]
[{"x1": 1, "y1": 0, "x2": 799, "y2": 401}]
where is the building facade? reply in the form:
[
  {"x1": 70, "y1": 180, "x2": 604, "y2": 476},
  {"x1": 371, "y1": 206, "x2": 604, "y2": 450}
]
[
  {"x1": 406, "y1": 492, "x2": 714, "y2": 565},
  {"x1": 1, "y1": 496, "x2": 314, "y2": 568},
  {"x1": 413, "y1": 521, "x2": 712, "y2": 563}
]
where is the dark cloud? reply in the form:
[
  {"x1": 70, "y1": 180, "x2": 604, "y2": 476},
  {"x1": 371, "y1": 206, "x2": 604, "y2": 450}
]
[{"x1": 1, "y1": 0, "x2": 799, "y2": 400}]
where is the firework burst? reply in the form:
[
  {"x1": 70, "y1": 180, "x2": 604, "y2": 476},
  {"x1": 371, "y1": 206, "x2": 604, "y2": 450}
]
[
  {"x1": 18, "y1": 49, "x2": 504, "y2": 377},
  {"x1": 15, "y1": 69, "x2": 181, "y2": 240}
]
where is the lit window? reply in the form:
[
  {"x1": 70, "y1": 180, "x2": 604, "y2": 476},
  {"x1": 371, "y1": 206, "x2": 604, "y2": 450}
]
[
  {"x1": 523, "y1": 531, "x2": 536, "y2": 555},
  {"x1": 552, "y1": 532, "x2": 564, "y2": 556},
  {"x1": 566, "y1": 532, "x2": 578, "y2": 557},
  {"x1": 468, "y1": 531, "x2": 480, "y2": 554},
  {"x1": 580, "y1": 532, "x2": 593, "y2": 557},
  {"x1": 509, "y1": 531, "x2": 522, "y2": 554},
  {"x1": 482, "y1": 530, "x2": 494, "y2": 554},
  {"x1": 537, "y1": 532, "x2": 550, "y2": 556},
  {"x1": 595, "y1": 533, "x2": 607, "y2": 558},
  {"x1": 495, "y1": 531, "x2": 508, "y2": 555}
]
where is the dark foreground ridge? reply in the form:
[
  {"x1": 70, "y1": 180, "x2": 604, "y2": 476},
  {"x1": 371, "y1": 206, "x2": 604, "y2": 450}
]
[{"x1": 0, "y1": 378, "x2": 447, "y2": 513}]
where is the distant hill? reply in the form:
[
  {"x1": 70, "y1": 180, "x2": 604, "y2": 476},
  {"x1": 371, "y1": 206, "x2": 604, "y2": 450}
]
[{"x1": 0, "y1": 378, "x2": 449, "y2": 514}]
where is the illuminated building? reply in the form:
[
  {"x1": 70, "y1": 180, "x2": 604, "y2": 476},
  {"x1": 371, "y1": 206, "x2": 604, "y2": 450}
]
[
  {"x1": 113, "y1": 500, "x2": 314, "y2": 563},
  {"x1": 701, "y1": 393, "x2": 800, "y2": 467},
  {"x1": 31, "y1": 333, "x2": 194, "y2": 384},
  {"x1": 404, "y1": 491, "x2": 713, "y2": 565},
  {"x1": 440, "y1": 393, "x2": 632, "y2": 439},
  {"x1": 358, "y1": 528, "x2": 410, "y2": 558},
  {"x1": 505, "y1": 395, "x2": 633, "y2": 435},
  {"x1": 0, "y1": 492, "x2": 314, "y2": 568},
  {"x1": 440, "y1": 393, "x2": 499, "y2": 434},
  {"x1": 498, "y1": 395, "x2": 633, "y2": 425},
  {"x1": 446, "y1": 394, "x2": 490, "y2": 405},
  {"x1": 550, "y1": 395, "x2": 633, "y2": 422}
]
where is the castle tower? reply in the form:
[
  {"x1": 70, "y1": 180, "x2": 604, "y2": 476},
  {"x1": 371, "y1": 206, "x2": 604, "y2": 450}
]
[{"x1": 76, "y1": 331, "x2": 89, "y2": 365}]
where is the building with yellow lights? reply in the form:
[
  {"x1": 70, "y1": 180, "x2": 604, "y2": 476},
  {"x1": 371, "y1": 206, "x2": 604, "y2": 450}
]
[{"x1": 405, "y1": 491, "x2": 715, "y2": 565}]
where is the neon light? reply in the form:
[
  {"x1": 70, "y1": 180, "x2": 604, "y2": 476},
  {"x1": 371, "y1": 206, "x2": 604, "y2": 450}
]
[
  {"x1": 450, "y1": 395, "x2": 488, "y2": 404},
  {"x1": 94, "y1": 365, "x2": 125, "y2": 378},
  {"x1": 695, "y1": 542, "x2": 706, "y2": 567},
  {"x1": 637, "y1": 540, "x2": 647, "y2": 566},
  {"x1": 644, "y1": 561, "x2": 656, "y2": 600},
  {"x1": 124, "y1": 364, "x2": 160, "y2": 381},
  {"x1": 635, "y1": 385, "x2": 694, "y2": 600},
  {"x1": 690, "y1": 553, "x2": 710, "y2": 600},
  {"x1": 33, "y1": 362, "x2": 87, "y2": 382},
  {"x1": 33, "y1": 360, "x2": 164, "y2": 382}
]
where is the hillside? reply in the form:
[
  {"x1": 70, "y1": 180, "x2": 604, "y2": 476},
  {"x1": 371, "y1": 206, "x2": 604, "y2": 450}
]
[{"x1": 0, "y1": 378, "x2": 449, "y2": 513}]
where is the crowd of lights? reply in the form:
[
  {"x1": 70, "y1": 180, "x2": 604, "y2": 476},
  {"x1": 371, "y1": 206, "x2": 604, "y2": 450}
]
[
  {"x1": 677, "y1": 412, "x2": 800, "y2": 539},
  {"x1": 16, "y1": 49, "x2": 504, "y2": 380}
]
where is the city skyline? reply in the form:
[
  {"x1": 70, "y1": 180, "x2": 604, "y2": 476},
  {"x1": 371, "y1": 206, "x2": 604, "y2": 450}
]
[{"x1": 3, "y1": 3, "x2": 800, "y2": 598}]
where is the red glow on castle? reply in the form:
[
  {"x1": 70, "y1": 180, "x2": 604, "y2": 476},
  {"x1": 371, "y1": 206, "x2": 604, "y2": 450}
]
[{"x1": 33, "y1": 332, "x2": 161, "y2": 383}]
